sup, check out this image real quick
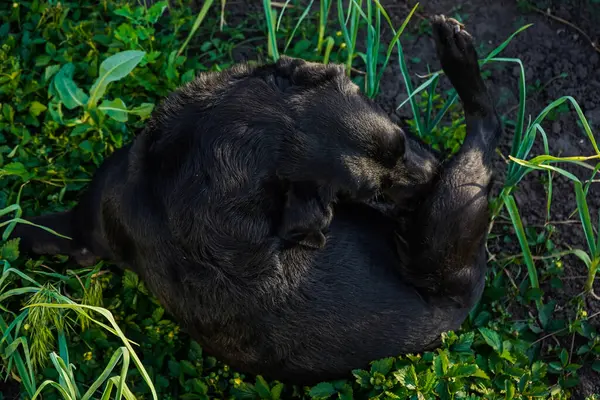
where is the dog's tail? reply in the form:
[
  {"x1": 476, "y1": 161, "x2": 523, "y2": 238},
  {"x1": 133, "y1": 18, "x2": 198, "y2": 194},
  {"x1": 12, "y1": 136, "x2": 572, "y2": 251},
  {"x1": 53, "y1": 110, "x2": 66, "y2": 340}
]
[{"x1": 2, "y1": 210, "x2": 98, "y2": 266}]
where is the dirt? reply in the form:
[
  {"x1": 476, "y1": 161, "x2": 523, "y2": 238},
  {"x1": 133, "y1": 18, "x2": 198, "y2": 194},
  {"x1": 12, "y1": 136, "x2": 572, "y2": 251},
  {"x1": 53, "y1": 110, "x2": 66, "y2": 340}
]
[
  {"x1": 0, "y1": 379, "x2": 21, "y2": 400},
  {"x1": 376, "y1": 0, "x2": 600, "y2": 397}
]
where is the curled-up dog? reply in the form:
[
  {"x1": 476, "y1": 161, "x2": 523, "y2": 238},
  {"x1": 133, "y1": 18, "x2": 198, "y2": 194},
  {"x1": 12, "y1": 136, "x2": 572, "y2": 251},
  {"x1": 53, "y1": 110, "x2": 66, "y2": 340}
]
[{"x1": 9, "y1": 16, "x2": 501, "y2": 383}]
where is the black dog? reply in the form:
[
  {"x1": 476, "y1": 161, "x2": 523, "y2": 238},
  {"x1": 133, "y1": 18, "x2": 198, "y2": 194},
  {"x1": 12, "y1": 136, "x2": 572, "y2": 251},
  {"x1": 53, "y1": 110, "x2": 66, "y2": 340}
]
[{"x1": 8, "y1": 16, "x2": 501, "y2": 384}]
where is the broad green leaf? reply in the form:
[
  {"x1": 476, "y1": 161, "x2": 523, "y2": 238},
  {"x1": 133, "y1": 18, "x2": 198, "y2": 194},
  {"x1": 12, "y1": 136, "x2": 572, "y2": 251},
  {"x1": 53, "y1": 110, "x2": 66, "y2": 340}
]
[
  {"x1": 70, "y1": 123, "x2": 93, "y2": 137},
  {"x1": 254, "y1": 375, "x2": 271, "y2": 399},
  {"x1": 44, "y1": 64, "x2": 61, "y2": 82},
  {"x1": 99, "y1": 98, "x2": 128, "y2": 122},
  {"x1": 88, "y1": 50, "x2": 146, "y2": 107},
  {"x1": 479, "y1": 327, "x2": 502, "y2": 352},
  {"x1": 0, "y1": 238, "x2": 20, "y2": 262},
  {"x1": 394, "y1": 365, "x2": 417, "y2": 389},
  {"x1": 371, "y1": 357, "x2": 394, "y2": 375},
  {"x1": 352, "y1": 369, "x2": 370, "y2": 387},
  {"x1": 79, "y1": 140, "x2": 94, "y2": 153},
  {"x1": 54, "y1": 64, "x2": 89, "y2": 110},
  {"x1": 129, "y1": 102, "x2": 155, "y2": 118},
  {"x1": 271, "y1": 382, "x2": 284, "y2": 400},
  {"x1": 447, "y1": 364, "x2": 477, "y2": 378},
  {"x1": 308, "y1": 382, "x2": 336, "y2": 399},
  {"x1": 505, "y1": 380, "x2": 515, "y2": 400},
  {"x1": 0, "y1": 162, "x2": 30, "y2": 181},
  {"x1": 452, "y1": 331, "x2": 475, "y2": 353},
  {"x1": 28, "y1": 101, "x2": 47, "y2": 117},
  {"x1": 147, "y1": 1, "x2": 168, "y2": 23}
]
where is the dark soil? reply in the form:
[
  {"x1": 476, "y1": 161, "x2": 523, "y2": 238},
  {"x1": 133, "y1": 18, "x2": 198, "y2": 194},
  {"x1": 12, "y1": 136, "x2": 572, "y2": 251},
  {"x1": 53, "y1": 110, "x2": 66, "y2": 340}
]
[
  {"x1": 377, "y1": 0, "x2": 600, "y2": 397},
  {"x1": 0, "y1": 379, "x2": 21, "y2": 400}
]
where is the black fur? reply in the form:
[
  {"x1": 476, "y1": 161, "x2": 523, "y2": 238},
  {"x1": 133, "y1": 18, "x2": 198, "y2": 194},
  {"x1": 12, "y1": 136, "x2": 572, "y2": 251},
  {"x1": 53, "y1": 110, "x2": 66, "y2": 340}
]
[{"x1": 7, "y1": 16, "x2": 501, "y2": 384}]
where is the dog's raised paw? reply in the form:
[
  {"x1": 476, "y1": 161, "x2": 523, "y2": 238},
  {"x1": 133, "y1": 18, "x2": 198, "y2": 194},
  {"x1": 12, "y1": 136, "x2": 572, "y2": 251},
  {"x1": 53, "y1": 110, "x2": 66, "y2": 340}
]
[
  {"x1": 431, "y1": 15, "x2": 483, "y2": 108},
  {"x1": 431, "y1": 15, "x2": 479, "y2": 77}
]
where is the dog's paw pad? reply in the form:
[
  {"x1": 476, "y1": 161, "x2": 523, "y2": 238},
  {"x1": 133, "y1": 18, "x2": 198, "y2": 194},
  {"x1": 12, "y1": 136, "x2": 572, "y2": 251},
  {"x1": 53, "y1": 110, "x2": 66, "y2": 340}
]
[{"x1": 431, "y1": 15, "x2": 478, "y2": 74}]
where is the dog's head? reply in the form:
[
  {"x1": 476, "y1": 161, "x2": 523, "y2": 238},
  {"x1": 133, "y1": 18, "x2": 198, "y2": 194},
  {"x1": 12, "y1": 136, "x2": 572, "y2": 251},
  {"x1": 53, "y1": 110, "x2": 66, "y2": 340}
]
[{"x1": 267, "y1": 57, "x2": 440, "y2": 208}]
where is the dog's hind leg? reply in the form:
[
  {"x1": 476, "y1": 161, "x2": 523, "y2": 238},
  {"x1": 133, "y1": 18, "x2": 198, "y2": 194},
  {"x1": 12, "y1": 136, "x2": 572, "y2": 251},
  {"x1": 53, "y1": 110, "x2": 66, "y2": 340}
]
[{"x1": 396, "y1": 16, "x2": 502, "y2": 306}]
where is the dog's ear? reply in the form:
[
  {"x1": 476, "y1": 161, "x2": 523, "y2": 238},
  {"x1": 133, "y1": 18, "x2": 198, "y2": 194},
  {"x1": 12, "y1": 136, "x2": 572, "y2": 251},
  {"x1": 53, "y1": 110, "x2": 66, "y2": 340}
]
[
  {"x1": 274, "y1": 56, "x2": 345, "y2": 91},
  {"x1": 4, "y1": 211, "x2": 97, "y2": 266},
  {"x1": 279, "y1": 182, "x2": 333, "y2": 250}
]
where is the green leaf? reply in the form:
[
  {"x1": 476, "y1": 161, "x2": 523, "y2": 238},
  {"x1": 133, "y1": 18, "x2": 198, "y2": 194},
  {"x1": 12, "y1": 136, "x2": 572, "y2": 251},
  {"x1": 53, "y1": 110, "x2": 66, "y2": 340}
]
[
  {"x1": 88, "y1": 50, "x2": 146, "y2": 107},
  {"x1": 79, "y1": 140, "x2": 94, "y2": 153},
  {"x1": 433, "y1": 351, "x2": 449, "y2": 377},
  {"x1": 308, "y1": 382, "x2": 336, "y2": 399},
  {"x1": 592, "y1": 360, "x2": 600, "y2": 373},
  {"x1": 447, "y1": 364, "x2": 477, "y2": 378},
  {"x1": 370, "y1": 357, "x2": 394, "y2": 375},
  {"x1": 129, "y1": 103, "x2": 155, "y2": 119},
  {"x1": 505, "y1": 380, "x2": 515, "y2": 400},
  {"x1": 147, "y1": 1, "x2": 168, "y2": 23},
  {"x1": 179, "y1": 360, "x2": 196, "y2": 376},
  {"x1": 0, "y1": 162, "x2": 29, "y2": 180},
  {"x1": 152, "y1": 307, "x2": 164, "y2": 322},
  {"x1": 254, "y1": 375, "x2": 271, "y2": 399},
  {"x1": 191, "y1": 379, "x2": 208, "y2": 394},
  {"x1": 0, "y1": 238, "x2": 20, "y2": 261},
  {"x1": 352, "y1": 369, "x2": 370, "y2": 387},
  {"x1": 559, "y1": 349, "x2": 568, "y2": 366},
  {"x1": 44, "y1": 65, "x2": 61, "y2": 82},
  {"x1": 549, "y1": 361, "x2": 562, "y2": 372},
  {"x1": 29, "y1": 101, "x2": 47, "y2": 117},
  {"x1": 54, "y1": 64, "x2": 89, "y2": 110},
  {"x1": 99, "y1": 98, "x2": 128, "y2": 122},
  {"x1": 70, "y1": 123, "x2": 93, "y2": 137},
  {"x1": 167, "y1": 360, "x2": 180, "y2": 377},
  {"x1": 270, "y1": 383, "x2": 284, "y2": 400},
  {"x1": 479, "y1": 327, "x2": 503, "y2": 352},
  {"x1": 452, "y1": 332, "x2": 475, "y2": 353},
  {"x1": 394, "y1": 365, "x2": 417, "y2": 390},
  {"x1": 230, "y1": 382, "x2": 257, "y2": 399},
  {"x1": 539, "y1": 300, "x2": 556, "y2": 329}
]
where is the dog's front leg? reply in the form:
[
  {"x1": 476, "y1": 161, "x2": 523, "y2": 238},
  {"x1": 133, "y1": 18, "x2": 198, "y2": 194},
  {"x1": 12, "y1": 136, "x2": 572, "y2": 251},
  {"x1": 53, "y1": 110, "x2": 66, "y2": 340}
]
[{"x1": 278, "y1": 181, "x2": 333, "y2": 249}]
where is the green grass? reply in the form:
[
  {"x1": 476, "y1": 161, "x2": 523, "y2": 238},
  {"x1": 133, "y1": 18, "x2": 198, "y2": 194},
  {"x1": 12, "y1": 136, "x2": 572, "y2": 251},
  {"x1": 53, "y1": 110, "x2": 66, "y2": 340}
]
[{"x1": 0, "y1": 0, "x2": 599, "y2": 399}]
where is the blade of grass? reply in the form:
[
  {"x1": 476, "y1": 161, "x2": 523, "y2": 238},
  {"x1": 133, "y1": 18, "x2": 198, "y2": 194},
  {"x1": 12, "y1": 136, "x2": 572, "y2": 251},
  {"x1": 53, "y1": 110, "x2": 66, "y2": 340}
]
[
  {"x1": 263, "y1": 0, "x2": 280, "y2": 60},
  {"x1": 275, "y1": 0, "x2": 292, "y2": 31},
  {"x1": 322, "y1": 36, "x2": 335, "y2": 64},
  {"x1": 57, "y1": 330, "x2": 69, "y2": 388},
  {"x1": 81, "y1": 347, "x2": 125, "y2": 400},
  {"x1": 49, "y1": 353, "x2": 79, "y2": 399},
  {"x1": 177, "y1": 0, "x2": 215, "y2": 57},
  {"x1": 3, "y1": 336, "x2": 36, "y2": 393},
  {"x1": 25, "y1": 303, "x2": 158, "y2": 400},
  {"x1": 374, "y1": 2, "x2": 418, "y2": 95},
  {"x1": 31, "y1": 380, "x2": 72, "y2": 400},
  {"x1": 503, "y1": 193, "x2": 543, "y2": 312},
  {"x1": 317, "y1": 0, "x2": 332, "y2": 53},
  {"x1": 283, "y1": 0, "x2": 315, "y2": 53},
  {"x1": 488, "y1": 57, "x2": 527, "y2": 163},
  {"x1": 0, "y1": 315, "x2": 36, "y2": 396}
]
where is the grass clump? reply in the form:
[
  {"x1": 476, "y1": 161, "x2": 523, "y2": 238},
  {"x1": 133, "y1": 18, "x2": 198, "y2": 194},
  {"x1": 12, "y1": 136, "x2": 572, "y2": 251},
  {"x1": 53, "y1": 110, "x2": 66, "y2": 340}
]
[{"x1": 0, "y1": 1, "x2": 598, "y2": 399}]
